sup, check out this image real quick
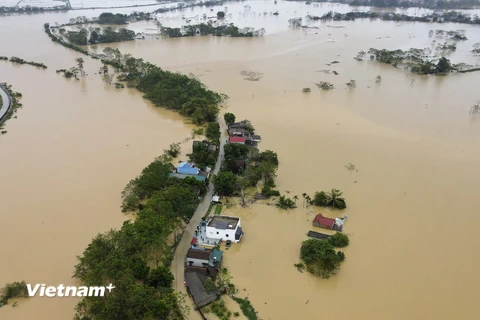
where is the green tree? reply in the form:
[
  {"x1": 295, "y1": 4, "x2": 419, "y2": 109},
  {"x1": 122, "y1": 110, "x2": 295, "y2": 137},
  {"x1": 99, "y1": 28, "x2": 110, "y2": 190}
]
[
  {"x1": 217, "y1": 11, "x2": 226, "y2": 19},
  {"x1": 328, "y1": 233, "x2": 350, "y2": 248},
  {"x1": 205, "y1": 122, "x2": 220, "y2": 140},
  {"x1": 325, "y1": 189, "x2": 347, "y2": 209},
  {"x1": 259, "y1": 150, "x2": 279, "y2": 166},
  {"x1": 276, "y1": 195, "x2": 296, "y2": 209},
  {"x1": 300, "y1": 239, "x2": 345, "y2": 279},
  {"x1": 313, "y1": 191, "x2": 328, "y2": 206},
  {"x1": 213, "y1": 171, "x2": 237, "y2": 195},
  {"x1": 224, "y1": 112, "x2": 236, "y2": 124},
  {"x1": 145, "y1": 266, "x2": 174, "y2": 289},
  {"x1": 435, "y1": 57, "x2": 453, "y2": 73},
  {"x1": 224, "y1": 143, "x2": 249, "y2": 161},
  {"x1": 204, "y1": 278, "x2": 216, "y2": 292}
]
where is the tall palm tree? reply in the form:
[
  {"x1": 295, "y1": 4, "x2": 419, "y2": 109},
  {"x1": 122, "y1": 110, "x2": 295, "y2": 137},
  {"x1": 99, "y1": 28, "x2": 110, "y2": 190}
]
[
  {"x1": 293, "y1": 195, "x2": 299, "y2": 203},
  {"x1": 326, "y1": 189, "x2": 347, "y2": 209},
  {"x1": 302, "y1": 193, "x2": 307, "y2": 208},
  {"x1": 305, "y1": 195, "x2": 312, "y2": 207}
]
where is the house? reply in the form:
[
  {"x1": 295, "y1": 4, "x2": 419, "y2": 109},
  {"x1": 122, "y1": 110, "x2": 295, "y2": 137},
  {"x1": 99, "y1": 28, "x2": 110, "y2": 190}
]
[
  {"x1": 206, "y1": 215, "x2": 244, "y2": 243},
  {"x1": 184, "y1": 272, "x2": 219, "y2": 308},
  {"x1": 185, "y1": 247, "x2": 223, "y2": 279},
  {"x1": 177, "y1": 162, "x2": 200, "y2": 175},
  {"x1": 228, "y1": 136, "x2": 246, "y2": 144},
  {"x1": 313, "y1": 213, "x2": 344, "y2": 232},
  {"x1": 169, "y1": 161, "x2": 211, "y2": 182}
]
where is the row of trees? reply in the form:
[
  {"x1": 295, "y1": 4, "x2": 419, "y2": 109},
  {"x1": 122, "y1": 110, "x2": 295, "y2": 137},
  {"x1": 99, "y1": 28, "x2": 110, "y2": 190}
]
[
  {"x1": 299, "y1": 233, "x2": 349, "y2": 279},
  {"x1": 161, "y1": 22, "x2": 266, "y2": 38},
  {"x1": 6, "y1": 56, "x2": 47, "y2": 69},
  {"x1": 74, "y1": 152, "x2": 211, "y2": 319},
  {"x1": 307, "y1": 10, "x2": 480, "y2": 25},
  {"x1": 65, "y1": 26, "x2": 135, "y2": 45}
]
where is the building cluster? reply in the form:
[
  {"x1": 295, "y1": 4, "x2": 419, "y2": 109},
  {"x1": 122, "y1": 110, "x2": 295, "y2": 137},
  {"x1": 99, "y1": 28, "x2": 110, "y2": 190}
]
[
  {"x1": 184, "y1": 216, "x2": 244, "y2": 308},
  {"x1": 227, "y1": 121, "x2": 261, "y2": 146}
]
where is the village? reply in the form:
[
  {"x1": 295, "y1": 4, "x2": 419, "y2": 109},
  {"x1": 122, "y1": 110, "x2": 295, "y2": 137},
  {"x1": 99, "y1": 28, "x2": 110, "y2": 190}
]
[{"x1": 174, "y1": 119, "x2": 348, "y2": 317}]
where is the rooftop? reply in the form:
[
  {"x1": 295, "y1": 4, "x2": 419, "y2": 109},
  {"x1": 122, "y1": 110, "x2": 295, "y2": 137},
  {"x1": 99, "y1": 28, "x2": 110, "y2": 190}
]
[
  {"x1": 184, "y1": 272, "x2": 218, "y2": 308},
  {"x1": 207, "y1": 215, "x2": 240, "y2": 230},
  {"x1": 229, "y1": 136, "x2": 246, "y2": 143},
  {"x1": 186, "y1": 248, "x2": 212, "y2": 260},
  {"x1": 313, "y1": 213, "x2": 335, "y2": 228}
]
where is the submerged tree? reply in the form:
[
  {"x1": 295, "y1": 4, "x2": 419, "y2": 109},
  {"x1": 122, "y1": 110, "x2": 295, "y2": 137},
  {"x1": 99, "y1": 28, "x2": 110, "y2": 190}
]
[{"x1": 300, "y1": 239, "x2": 345, "y2": 279}]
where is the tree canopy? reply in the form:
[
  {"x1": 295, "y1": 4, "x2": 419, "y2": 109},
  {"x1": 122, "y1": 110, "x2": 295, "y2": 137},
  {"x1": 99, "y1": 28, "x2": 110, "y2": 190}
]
[
  {"x1": 223, "y1": 112, "x2": 236, "y2": 124},
  {"x1": 213, "y1": 171, "x2": 238, "y2": 195},
  {"x1": 300, "y1": 239, "x2": 346, "y2": 279}
]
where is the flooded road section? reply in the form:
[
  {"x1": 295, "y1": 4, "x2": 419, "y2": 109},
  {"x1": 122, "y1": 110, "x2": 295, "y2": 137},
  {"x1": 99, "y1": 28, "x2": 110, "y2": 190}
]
[{"x1": 1, "y1": 1, "x2": 480, "y2": 319}]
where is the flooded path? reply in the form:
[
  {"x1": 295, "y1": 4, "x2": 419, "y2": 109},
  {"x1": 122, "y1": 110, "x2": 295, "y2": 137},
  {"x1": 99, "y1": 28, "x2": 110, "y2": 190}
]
[{"x1": 1, "y1": 1, "x2": 480, "y2": 319}]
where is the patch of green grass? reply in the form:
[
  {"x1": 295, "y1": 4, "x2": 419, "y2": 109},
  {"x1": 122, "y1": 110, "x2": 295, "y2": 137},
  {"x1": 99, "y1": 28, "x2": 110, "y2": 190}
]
[
  {"x1": 214, "y1": 204, "x2": 223, "y2": 215},
  {"x1": 232, "y1": 297, "x2": 257, "y2": 320}
]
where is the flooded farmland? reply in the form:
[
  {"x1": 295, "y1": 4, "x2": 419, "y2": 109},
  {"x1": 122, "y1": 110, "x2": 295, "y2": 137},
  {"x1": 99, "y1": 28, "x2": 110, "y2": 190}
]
[{"x1": 1, "y1": 1, "x2": 480, "y2": 319}]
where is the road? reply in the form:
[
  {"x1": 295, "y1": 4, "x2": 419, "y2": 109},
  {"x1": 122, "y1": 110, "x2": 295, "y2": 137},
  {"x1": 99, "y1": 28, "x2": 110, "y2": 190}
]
[
  {"x1": 0, "y1": 83, "x2": 12, "y2": 122},
  {"x1": 171, "y1": 116, "x2": 227, "y2": 319}
]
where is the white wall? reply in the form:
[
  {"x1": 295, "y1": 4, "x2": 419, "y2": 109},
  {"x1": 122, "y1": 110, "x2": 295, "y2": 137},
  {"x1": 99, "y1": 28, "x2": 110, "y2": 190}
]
[{"x1": 206, "y1": 226, "x2": 239, "y2": 243}]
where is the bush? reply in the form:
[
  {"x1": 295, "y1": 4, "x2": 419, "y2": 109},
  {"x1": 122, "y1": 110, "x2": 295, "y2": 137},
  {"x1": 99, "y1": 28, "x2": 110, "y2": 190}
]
[
  {"x1": 328, "y1": 233, "x2": 349, "y2": 248},
  {"x1": 0, "y1": 281, "x2": 28, "y2": 307},
  {"x1": 276, "y1": 195, "x2": 296, "y2": 209},
  {"x1": 166, "y1": 142, "x2": 180, "y2": 157},
  {"x1": 302, "y1": 87, "x2": 311, "y2": 92},
  {"x1": 206, "y1": 122, "x2": 220, "y2": 140},
  {"x1": 204, "y1": 278, "x2": 216, "y2": 292}
]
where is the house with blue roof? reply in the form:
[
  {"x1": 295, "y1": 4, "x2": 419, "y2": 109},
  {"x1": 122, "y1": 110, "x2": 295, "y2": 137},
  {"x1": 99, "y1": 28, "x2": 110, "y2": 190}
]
[
  {"x1": 168, "y1": 161, "x2": 210, "y2": 183},
  {"x1": 177, "y1": 162, "x2": 200, "y2": 175}
]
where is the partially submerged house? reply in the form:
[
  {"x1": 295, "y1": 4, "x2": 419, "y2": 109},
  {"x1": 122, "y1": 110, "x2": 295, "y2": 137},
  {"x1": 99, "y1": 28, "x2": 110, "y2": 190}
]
[
  {"x1": 169, "y1": 161, "x2": 210, "y2": 182},
  {"x1": 184, "y1": 272, "x2": 219, "y2": 308},
  {"x1": 312, "y1": 213, "x2": 344, "y2": 232},
  {"x1": 185, "y1": 247, "x2": 223, "y2": 279},
  {"x1": 206, "y1": 215, "x2": 244, "y2": 243},
  {"x1": 193, "y1": 140, "x2": 218, "y2": 153}
]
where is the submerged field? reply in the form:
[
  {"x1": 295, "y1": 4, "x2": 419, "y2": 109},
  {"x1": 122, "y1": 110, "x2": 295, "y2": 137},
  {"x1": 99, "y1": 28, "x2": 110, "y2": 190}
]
[{"x1": 1, "y1": 1, "x2": 480, "y2": 319}]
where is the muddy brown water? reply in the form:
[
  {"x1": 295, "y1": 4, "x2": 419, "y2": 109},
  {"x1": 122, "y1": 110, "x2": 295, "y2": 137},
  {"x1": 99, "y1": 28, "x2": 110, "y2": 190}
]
[{"x1": 1, "y1": 1, "x2": 480, "y2": 319}]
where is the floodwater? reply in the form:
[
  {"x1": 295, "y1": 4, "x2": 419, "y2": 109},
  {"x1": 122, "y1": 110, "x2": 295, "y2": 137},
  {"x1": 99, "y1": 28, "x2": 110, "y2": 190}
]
[{"x1": 1, "y1": 1, "x2": 480, "y2": 319}]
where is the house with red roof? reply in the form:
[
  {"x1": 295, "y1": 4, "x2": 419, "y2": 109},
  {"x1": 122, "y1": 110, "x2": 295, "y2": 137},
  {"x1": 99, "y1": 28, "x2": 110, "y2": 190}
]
[
  {"x1": 313, "y1": 213, "x2": 344, "y2": 232},
  {"x1": 228, "y1": 136, "x2": 246, "y2": 144}
]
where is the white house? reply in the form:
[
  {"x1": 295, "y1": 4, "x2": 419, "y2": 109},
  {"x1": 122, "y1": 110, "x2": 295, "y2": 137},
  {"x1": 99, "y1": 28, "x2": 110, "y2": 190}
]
[{"x1": 205, "y1": 216, "x2": 243, "y2": 243}]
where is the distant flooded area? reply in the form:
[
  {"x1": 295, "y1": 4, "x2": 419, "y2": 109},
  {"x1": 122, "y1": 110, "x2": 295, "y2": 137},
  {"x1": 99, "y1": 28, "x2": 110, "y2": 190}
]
[{"x1": 1, "y1": 1, "x2": 480, "y2": 319}]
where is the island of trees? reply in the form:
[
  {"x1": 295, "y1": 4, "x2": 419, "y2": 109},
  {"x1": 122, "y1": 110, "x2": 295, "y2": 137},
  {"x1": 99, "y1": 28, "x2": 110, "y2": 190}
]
[
  {"x1": 307, "y1": 10, "x2": 480, "y2": 25},
  {"x1": 357, "y1": 48, "x2": 480, "y2": 74},
  {"x1": 161, "y1": 23, "x2": 266, "y2": 38},
  {"x1": 298, "y1": 233, "x2": 349, "y2": 279}
]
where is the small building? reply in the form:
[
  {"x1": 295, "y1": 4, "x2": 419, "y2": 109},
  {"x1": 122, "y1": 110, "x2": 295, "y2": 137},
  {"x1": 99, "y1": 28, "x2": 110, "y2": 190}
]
[
  {"x1": 206, "y1": 215, "x2": 244, "y2": 243},
  {"x1": 185, "y1": 247, "x2": 223, "y2": 279},
  {"x1": 313, "y1": 213, "x2": 344, "y2": 232},
  {"x1": 177, "y1": 162, "x2": 200, "y2": 175},
  {"x1": 228, "y1": 136, "x2": 246, "y2": 144},
  {"x1": 184, "y1": 272, "x2": 219, "y2": 308}
]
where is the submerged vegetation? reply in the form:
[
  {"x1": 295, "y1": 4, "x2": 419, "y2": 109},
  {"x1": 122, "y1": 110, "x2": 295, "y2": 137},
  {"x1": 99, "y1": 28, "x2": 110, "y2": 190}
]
[
  {"x1": 307, "y1": 10, "x2": 480, "y2": 25},
  {"x1": 357, "y1": 48, "x2": 477, "y2": 75},
  {"x1": 2, "y1": 56, "x2": 47, "y2": 69},
  {"x1": 0, "y1": 281, "x2": 28, "y2": 308},
  {"x1": 315, "y1": 81, "x2": 334, "y2": 90},
  {"x1": 299, "y1": 238, "x2": 347, "y2": 279},
  {"x1": 65, "y1": 26, "x2": 136, "y2": 45},
  {"x1": 161, "y1": 22, "x2": 266, "y2": 38},
  {"x1": 313, "y1": 189, "x2": 347, "y2": 209}
]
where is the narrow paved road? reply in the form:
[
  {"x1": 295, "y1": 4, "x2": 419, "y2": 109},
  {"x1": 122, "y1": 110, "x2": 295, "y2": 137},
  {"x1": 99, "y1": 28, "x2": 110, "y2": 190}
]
[
  {"x1": 171, "y1": 116, "x2": 227, "y2": 319},
  {"x1": 0, "y1": 84, "x2": 12, "y2": 122}
]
